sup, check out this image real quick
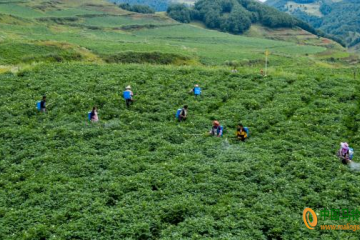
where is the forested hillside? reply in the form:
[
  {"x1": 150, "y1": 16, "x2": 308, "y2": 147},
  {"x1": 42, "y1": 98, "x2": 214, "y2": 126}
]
[
  {"x1": 266, "y1": 0, "x2": 360, "y2": 49},
  {"x1": 167, "y1": 0, "x2": 321, "y2": 36}
]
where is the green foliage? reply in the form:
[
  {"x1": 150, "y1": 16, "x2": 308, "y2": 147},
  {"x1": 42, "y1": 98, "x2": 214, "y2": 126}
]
[
  {"x1": 267, "y1": 0, "x2": 360, "y2": 47},
  {"x1": 102, "y1": 51, "x2": 192, "y2": 64},
  {"x1": 110, "y1": 0, "x2": 170, "y2": 11},
  {"x1": 0, "y1": 6, "x2": 327, "y2": 66},
  {"x1": 167, "y1": 0, "x2": 319, "y2": 36},
  {"x1": 167, "y1": 4, "x2": 192, "y2": 23},
  {"x1": 0, "y1": 1, "x2": 359, "y2": 239},
  {"x1": 0, "y1": 42, "x2": 83, "y2": 65},
  {"x1": 1, "y1": 63, "x2": 360, "y2": 239},
  {"x1": 118, "y1": 3, "x2": 155, "y2": 14}
]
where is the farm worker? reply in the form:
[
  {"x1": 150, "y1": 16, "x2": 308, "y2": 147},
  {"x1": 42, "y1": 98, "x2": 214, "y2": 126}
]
[
  {"x1": 89, "y1": 106, "x2": 99, "y2": 122},
  {"x1": 236, "y1": 124, "x2": 248, "y2": 142},
  {"x1": 178, "y1": 105, "x2": 188, "y2": 122},
  {"x1": 123, "y1": 85, "x2": 134, "y2": 107},
  {"x1": 39, "y1": 95, "x2": 46, "y2": 112},
  {"x1": 337, "y1": 142, "x2": 353, "y2": 164},
  {"x1": 190, "y1": 84, "x2": 201, "y2": 96},
  {"x1": 231, "y1": 68, "x2": 238, "y2": 73},
  {"x1": 210, "y1": 121, "x2": 223, "y2": 137}
]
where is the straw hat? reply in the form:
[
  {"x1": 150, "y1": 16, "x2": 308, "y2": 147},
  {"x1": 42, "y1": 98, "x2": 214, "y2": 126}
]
[{"x1": 126, "y1": 85, "x2": 131, "y2": 89}]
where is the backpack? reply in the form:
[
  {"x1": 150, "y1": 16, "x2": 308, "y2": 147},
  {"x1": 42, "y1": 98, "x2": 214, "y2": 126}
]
[
  {"x1": 349, "y1": 148, "x2": 354, "y2": 160},
  {"x1": 123, "y1": 91, "x2": 132, "y2": 100},
  {"x1": 88, "y1": 112, "x2": 92, "y2": 121},
  {"x1": 244, "y1": 127, "x2": 249, "y2": 137},
  {"x1": 214, "y1": 126, "x2": 224, "y2": 136},
  {"x1": 36, "y1": 101, "x2": 41, "y2": 110},
  {"x1": 194, "y1": 87, "x2": 201, "y2": 96},
  {"x1": 219, "y1": 126, "x2": 224, "y2": 136},
  {"x1": 176, "y1": 109, "x2": 182, "y2": 119}
]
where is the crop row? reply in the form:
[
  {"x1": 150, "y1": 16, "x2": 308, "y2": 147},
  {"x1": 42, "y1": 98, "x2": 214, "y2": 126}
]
[{"x1": 0, "y1": 63, "x2": 359, "y2": 239}]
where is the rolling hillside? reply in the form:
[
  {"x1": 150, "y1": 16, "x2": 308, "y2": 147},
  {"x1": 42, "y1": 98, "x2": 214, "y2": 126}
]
[
  {"x1": 266, "y1": 0, "x2": 360, "y2": 50},
  {"x1": 0, "y1": 0, "x2": 349, "y2": 68},
  {"x1": 1, "y1": 0, "x2": 360, "y2": 239},
  {"x1": 167, "y1": 0, "x2": 318, "y2": 34}
]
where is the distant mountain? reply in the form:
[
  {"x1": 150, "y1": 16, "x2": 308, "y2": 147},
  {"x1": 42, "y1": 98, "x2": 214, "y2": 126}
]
[
  {"x1": 109, "y1": 0, "x2": 196, "y2": 12},
  {"x1": 266, "y1": 0, "x2": 360, "y2": 48}
]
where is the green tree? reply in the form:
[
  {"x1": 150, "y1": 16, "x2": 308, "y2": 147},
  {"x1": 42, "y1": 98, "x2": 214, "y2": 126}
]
[
  {"x1": 167, "y1": 4, "x2": 192, "y2": 23},
  {"x1": 119, "y1": 3, "x2": 155, "y2": 14}
]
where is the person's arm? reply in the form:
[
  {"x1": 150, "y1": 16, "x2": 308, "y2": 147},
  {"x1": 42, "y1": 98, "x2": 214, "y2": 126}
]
[
  {"x1": 342, "y1": 153, "x2": 352, "y2": 163},
  {"x1": 339, "y1": 155, "x2": 347, "y2": 160},
  {"x1": 218, "y1": 128, "x2": 223, "y2": 137},
  {"x1": 338, "y1": 151, "x2": 349, "y2": 160}
]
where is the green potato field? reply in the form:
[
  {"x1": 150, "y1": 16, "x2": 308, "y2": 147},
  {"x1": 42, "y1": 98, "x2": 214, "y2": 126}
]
[
  {"x1": 1, "y1": 63, "x2": 360, "y2": 239},
  {"x1": 1, "y1": 0, "x2": 360, "y2": 239}
]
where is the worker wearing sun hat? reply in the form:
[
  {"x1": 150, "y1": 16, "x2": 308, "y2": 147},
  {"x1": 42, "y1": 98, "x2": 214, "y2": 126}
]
[
  {"x1": 123, "y1": 85, "x2": 134, "y2": 108},
  {"x1": 209, "y1": 120, "x2": 223, "y2": 137},
  {"x1": 190, "y1": 84, "x2": 201, "y2": 96},
  {"x1": 338, "y1": 142, "x2": 352, "y2": 164}
]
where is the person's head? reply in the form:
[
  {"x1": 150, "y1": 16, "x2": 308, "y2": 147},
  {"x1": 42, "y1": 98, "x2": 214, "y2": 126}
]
[
  {"x1": 341, "y1": 142, "x2": 349, "y2": 153},
  {"x1": 126, "y1": 85, "x2": 131, "y2": 90},
  {"x1": 43, "y1": 95, "x2": 46, "y2": 101},
  {"x1": 184, "y1": 105, "x2": 188, "y2": 109},
  {"x1": 213, "y1": 120, "x2": 220, "y2": 127},
  {"x1": 92, "y1": 106, "x2": 97, "y2": 112},
  {"x1": 195, "y1": 84, "x2": 199, "y2": 87},
  {"x1": 238, "y1": 123, "x2": 243, "y2": 130}
]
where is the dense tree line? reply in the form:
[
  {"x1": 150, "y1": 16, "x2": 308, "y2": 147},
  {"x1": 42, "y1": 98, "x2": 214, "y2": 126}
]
[
  {"x1": 110, "y1": 0, "x2": 170, "y2": 12},
  {"x1": 118, "y1": 3, "x2": 155, "y2": 14},
  {"x1": 167, "y1": 4, "x2": 192, "y2": 23},
  {"x1": 267, "y1": 0, "x2": 360, "y2": 47},
  {"x1": 167, "y1": 0, "x2": 318, "y2": 35}
]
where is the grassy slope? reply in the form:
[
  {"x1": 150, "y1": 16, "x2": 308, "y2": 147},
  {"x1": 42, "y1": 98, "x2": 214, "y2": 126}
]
[
  {"x1": 0, "y1": 0, "x2": 350, "y2": 66},
  {"x1": 1, "y1": 0, "x2": 360, "y2": 239}
]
